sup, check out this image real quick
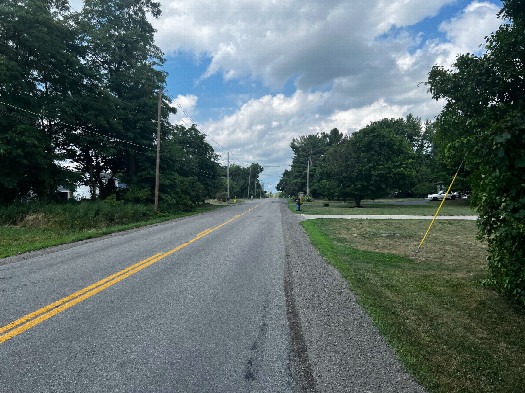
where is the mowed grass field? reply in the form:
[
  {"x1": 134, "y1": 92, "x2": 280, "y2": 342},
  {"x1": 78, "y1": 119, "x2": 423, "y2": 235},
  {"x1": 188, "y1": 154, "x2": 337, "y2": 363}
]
[
  {"x1": 296, "y1": 197, "x2": 474, "y2": 216},
  {"x1": 300, "y1": 201, "x2": 525, "y2": 393}
]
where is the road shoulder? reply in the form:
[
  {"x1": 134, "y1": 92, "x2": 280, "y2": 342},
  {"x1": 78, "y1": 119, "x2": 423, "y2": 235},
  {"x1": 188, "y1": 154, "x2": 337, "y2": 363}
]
[{"x1": 281, "y1": 203, "x2": 427, "y2": 393}]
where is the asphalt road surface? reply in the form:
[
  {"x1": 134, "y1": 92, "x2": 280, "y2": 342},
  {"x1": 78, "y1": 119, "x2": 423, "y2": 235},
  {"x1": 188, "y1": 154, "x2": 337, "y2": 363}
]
[{"x1": 0, "y1": 199, "x2": 426, "y2": 392}]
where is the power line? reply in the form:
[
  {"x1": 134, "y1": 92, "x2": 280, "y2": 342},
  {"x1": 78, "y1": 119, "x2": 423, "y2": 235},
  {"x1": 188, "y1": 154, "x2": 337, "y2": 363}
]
[
  {"x1": 0, "y1": 99, "x2": 155, "y2": 153},
  {"x1": 164, "y1": 90, "x2": 249, "y2": 168}
]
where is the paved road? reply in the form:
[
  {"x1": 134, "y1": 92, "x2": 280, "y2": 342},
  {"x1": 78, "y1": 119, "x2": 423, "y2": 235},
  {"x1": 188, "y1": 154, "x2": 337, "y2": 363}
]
[
  {"x1": 0, "y1": 200, "x2": 295, "y2": 392},
  {"x1": 0, "y1": 199, "x2": 427, "y2": 392}
]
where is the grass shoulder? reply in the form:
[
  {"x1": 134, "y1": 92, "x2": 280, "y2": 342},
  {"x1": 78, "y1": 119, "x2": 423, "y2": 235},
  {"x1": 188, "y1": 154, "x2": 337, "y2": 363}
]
[
  {"x1": 302, "y1": 218, "x2": 525, "y2": 393},
  {"x1": 0, "y1": 202, "x2": 224, "y2": 259}
]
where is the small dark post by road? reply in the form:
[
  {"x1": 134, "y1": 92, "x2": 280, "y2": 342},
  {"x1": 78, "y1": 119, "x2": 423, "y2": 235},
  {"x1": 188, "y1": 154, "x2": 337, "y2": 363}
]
[{"x1": 154, "y1": 90, "x2": 162, "y2": 213}]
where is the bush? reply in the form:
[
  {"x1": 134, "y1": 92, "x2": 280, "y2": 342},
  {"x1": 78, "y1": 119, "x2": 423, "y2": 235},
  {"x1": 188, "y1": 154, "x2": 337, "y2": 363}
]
[
  {"x1": 121, "y1": 187, "x2": 152, "y2": 204},
  {"x1": 0, "y1": 202, "x2": 33, "y2": 225},
  {"x1": 216, "y1": 191, "x2": 228, "y2": 202},
  {"x1": 0, "y1": 201, "x2": 156, "y2": 230}
]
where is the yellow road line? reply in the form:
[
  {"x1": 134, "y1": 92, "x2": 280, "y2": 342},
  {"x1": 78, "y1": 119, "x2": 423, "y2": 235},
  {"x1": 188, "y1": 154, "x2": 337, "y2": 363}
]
[
  {"x1": 0, "y1": 202, "x2": 266, "y2": 344},
  {"x1": 0, "y1": 253, "x2": 164, "y2": 335}
]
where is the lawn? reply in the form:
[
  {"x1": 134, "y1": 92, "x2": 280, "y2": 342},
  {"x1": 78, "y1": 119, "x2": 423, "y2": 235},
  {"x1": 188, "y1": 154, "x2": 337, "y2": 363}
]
[
  {"x1": 302, "y1": 218, "x2": 525, "y2": 393},
  {"x1": 292, "y1": 198, "x2": 475, "y2": 216}
]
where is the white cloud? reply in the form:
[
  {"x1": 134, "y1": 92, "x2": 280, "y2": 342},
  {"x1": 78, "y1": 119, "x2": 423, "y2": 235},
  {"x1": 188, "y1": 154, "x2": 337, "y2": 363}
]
[
  {"x1": 371, "y1": 0, "x2": 456, "y2": 34},
  {"x1": 439, "y1": 1, "x2": 501, "y2": 56},
  {"x1": 152, "y1": 0, "x2": 503, "y2": 191},
  {"x1": 154, "y1": 0, "x2": 465, "y2": 89},
  {"x1": 323, "y1": 99, "x2": 410, "y2": 135},
  {"x1": 170, "y1": 94, "x2": 198, "y2": 125},
  {"x1": 205, "y1": 90, "x2": 329, "y2": 150}
]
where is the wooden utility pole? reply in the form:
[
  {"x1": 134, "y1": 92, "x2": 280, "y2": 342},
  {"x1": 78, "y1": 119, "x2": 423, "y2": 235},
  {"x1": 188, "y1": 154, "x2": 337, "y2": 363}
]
[
  {"x1": 247, "y1": 166, "x2": 251, "y2": 198},
  {"x1": 306, "y1": 157, "x2": 311, "y2": 196},
  {"x1": 227, "y1": 152, "x2": 230, "y2": 200},
  {"x1": 154, "y1": 90, "x2": 162, "y2": 213}
]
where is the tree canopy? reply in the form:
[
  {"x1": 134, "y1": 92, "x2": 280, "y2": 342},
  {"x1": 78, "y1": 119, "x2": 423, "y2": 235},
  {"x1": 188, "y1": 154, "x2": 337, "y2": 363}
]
[
  {"x1": 316, "y1": 118, "x2": 417, "y2": 206},
  {"x1": 0, "y1": 0, "x2": 227, "y2": 211},
  {"x1": 427, "y1": 0, "x2": 525, "y2": 305}
]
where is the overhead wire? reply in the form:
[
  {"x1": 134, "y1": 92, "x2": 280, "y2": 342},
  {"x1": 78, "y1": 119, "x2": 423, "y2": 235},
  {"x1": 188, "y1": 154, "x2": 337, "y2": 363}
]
[
  {"x1": 66, "y1": 3, "x2": 251, "y2": 169},
  {"x1": 7, "y1": 3, "x2": 257, "y2": 176},
  {"x1": 0, "y1": 100, "x2": 154, "y2": 154},
  {"x1": 164, "y1": 89, "x2": 248, "y2": 168}
]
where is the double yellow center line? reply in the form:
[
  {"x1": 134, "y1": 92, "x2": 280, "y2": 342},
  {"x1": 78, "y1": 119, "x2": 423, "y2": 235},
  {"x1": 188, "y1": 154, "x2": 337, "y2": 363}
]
[{"x1": 0, "y1": 202, "x2": 265, "y2": 344}]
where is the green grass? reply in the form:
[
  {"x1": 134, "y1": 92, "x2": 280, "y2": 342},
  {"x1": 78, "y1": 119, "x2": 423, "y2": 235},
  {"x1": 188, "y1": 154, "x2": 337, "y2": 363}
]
[
  {"x1": 302, "y1": 218, "x2": 525, "y2": 393},
  {"x1": 0, "y1": 204, "x2": 223, "y2": 259},
  {"x1": 290, "y1": 198, "x2": 475, "y2": 216}
]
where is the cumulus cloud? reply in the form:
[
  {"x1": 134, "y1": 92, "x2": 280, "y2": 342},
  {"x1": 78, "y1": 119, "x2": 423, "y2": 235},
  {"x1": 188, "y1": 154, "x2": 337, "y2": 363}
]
[
  {"x1": 153, "y1": 0, "x2": 502, "y2": 190},
  {"x1": 169, "y1": 94, "x2": 198, "y2": 125},
  {"x1": 154, "y1": 0, "x2": 455, "y2": 88},
  {"x1": 204, "y1": 90, "x2": 329, "y2": 160},
  {"x1": 439, "y1": 1, "x2": 502, "y2": 56}
]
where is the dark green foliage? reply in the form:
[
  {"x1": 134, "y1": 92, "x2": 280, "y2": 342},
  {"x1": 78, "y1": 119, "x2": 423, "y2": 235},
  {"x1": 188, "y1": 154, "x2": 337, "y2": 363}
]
[
  {"x1": 316, "y1": 118, "x2": 417, "y2": 206},
  {"x1": 223, "y1": 162, "x2": 263, "y2": 199},
  {"x1": 427, "y1": 0, "x2": 525, "y2": 305},
  {"x1": 70, "y1": 0, "x2": 170, "y2": 195},
  {"x1": 123, "y1": 124, "x2": 221, "y2": 211},
  {"x1": 276, "y1": 128, "x2": 343, "y2": 197},
  {"x1": 0, "y1": 200, "x2": 153, "y2": 230},
  {"x1": 1, "y1": 0, "x2": 223, "y2": 213},
  {"x1": 0, "y1": 0, "x2": 81, "y2": 203}
]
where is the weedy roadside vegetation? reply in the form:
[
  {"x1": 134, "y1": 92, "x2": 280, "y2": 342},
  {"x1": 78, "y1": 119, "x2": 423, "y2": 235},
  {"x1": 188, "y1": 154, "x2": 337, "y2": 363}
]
[
  {"x1": 0, "y1": 200, "x2": 222, "y2": 258},
  {"x1": 302, "y1": 216, "x2": 525, "y2": 393}
]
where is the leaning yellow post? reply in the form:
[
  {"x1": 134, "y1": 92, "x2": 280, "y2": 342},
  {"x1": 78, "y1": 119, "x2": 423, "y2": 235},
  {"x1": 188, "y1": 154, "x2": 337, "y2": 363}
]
[{"x1": 413, "y1": 161, "x2": 464, "y2": 258}]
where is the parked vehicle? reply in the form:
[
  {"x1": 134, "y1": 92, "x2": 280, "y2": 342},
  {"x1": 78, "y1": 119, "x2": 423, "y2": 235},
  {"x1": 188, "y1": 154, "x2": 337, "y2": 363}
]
[{"x1": 425, "y1": 191, "x2": 460, "y2": 201}]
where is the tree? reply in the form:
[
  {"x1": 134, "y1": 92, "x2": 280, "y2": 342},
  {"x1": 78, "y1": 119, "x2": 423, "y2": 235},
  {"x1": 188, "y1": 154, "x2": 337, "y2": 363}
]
[
  {"x1": 128, "y1": 124, "x2": 220, "y2": 211},
  {"x1": 0, "y1": 0, "x2": 82, "y2": 203},
  {"x1": 427, "y1": 0, "x2": 525, "y2": 304},
  {"x1": 318, "y1": 120, "x2": 416, "y2": 206},
  {"x1": 69, "y1": 0, "x2": 170, "y2": 198},
  {"x1": 277, "y1": 129, "x2": 343, "y2": 197}
]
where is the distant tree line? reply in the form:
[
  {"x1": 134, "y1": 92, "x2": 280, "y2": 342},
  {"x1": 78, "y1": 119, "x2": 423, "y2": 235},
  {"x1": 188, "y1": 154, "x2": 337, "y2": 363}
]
[
  {"x1": 277, "y1": 116, "x2": 465, "y2": 206},
  {"x1": 216, "y1": 163, "x2": 264, "y2": 201},
  {"x1": 0, "y1": 0, "x2": 236, "y2": 210}
]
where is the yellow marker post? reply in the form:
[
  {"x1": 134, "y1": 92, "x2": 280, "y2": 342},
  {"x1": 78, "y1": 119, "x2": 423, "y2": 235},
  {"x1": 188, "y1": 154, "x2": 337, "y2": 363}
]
[{"x1": 413, "y1": 161, "x2": 464, "y2": 258}]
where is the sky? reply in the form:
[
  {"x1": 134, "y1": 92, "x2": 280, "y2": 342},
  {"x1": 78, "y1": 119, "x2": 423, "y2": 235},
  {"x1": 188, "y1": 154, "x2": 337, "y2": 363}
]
[{"x1": 69, "y1": 0, "x2": 504, "y2": 193}]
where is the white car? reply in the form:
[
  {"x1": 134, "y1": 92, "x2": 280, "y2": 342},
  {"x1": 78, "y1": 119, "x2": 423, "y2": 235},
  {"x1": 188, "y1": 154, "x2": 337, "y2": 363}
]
[{"x1": 426, "y1": 191, "x2": 460, "y2": 201}]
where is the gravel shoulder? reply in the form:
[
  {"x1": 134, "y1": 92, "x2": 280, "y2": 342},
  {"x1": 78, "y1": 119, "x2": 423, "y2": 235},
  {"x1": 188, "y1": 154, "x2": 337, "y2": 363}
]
[{"x1": 281, "y1": 202, "x2": 427, "y2": 393}]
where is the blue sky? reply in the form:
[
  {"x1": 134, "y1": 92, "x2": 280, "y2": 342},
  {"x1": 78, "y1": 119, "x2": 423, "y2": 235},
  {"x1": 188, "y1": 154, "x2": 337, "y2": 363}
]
[{"x1": 70, "y1": 0, "x2": 504, "y2": 193}]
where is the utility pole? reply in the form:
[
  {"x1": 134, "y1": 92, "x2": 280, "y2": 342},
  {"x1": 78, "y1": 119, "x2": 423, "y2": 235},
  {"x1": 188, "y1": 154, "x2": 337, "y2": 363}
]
[
  {"x1": 247, "y1": 166, "x2": 251, "y2": 198},
  {"x1": 226, "y1": 152, "x2": 230, "y2": 200},
  {"x1": 154, "y1": 90, "x2": 162, "y2": 213},
  {"x1": 306, "y1": 157, "x2": 311, "y2": 196}
]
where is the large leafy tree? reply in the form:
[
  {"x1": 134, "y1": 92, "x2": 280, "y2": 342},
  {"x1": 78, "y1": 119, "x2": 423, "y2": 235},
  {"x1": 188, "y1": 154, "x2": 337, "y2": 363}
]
[
  {"x1": 318, "y1": 119, "x2": 416, "y2": 206},
  {"x1": 69, "y1": 0, "x2": 170, "y2": 198},
  {"x1": 427, "y1": 0, "x2": 525, "y2": 304},
  {"x1": 130, "y1": 124, "x2": 221, "y2": 211},
  {"x1": 0, "y1": 0, "x2": 81, "y2": 203},
  {"x1": 277, "y1": 128, "x2": 343, "y2": 197},
  {"x1": 222, "y1": 163, "x2": 263, "y2": 199}
]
